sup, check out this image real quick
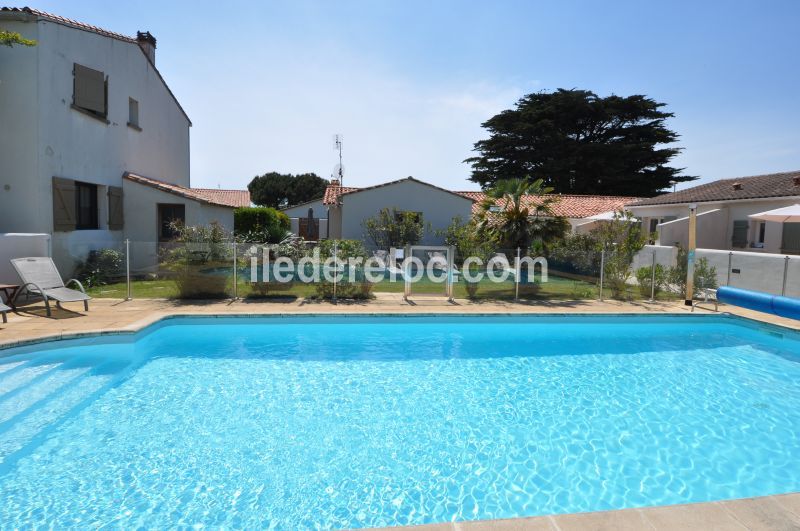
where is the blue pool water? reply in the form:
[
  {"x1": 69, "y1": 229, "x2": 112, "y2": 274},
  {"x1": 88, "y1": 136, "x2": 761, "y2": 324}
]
[{"x1": 1, "y1": 315, "x2": 799, "y2": 528}]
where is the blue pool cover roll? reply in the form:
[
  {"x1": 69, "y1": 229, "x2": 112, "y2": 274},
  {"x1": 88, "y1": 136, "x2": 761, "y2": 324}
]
[
  {"x1": 717, "y1": 286, "x2": 800, "y2": 319},
  {"x1": 773, "y1": 295, "x2": 800, "y2": 320}
]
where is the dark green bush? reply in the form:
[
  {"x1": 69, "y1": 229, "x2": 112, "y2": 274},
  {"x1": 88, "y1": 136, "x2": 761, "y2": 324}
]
[
  {"x1": 75, "y1": 248, "x2": 124, "y2": 287},
  {"x1": 635, "y1": 264, "x2": 667, "y2": 298},
  {"x1": 234, "y1": 207, "x2": 290, "y2": 243}
]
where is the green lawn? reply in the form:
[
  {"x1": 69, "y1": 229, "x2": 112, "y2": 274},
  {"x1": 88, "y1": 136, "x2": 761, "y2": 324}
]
[{"x1": 86, "y1": 271, "x2": 618, "y2": 301}]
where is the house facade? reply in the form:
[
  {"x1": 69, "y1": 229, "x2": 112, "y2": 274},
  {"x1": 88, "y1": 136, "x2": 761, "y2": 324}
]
[
  {"x1": 282, "y1": 176, "x2": 639, "y2": 246},
  {"x1": 627, "y1": 170, "x2": 800, "y2": 254},
  {"x1": 0, "y1": 7, "x2": 241, "y2": 272}
]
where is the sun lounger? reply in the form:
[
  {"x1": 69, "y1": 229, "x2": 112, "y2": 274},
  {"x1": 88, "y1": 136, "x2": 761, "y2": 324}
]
[{"x1": 10, "y1": 257, "x2": 91, "y2": 317}]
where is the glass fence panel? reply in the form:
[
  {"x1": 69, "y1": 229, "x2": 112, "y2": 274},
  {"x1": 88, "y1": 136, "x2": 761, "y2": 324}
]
[{"x1": 39, "y1": 238, "x2": 729, "y2": 303}]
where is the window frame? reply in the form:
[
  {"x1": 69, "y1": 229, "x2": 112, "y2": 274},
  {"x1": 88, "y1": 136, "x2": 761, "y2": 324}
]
[
  {"x1": 158, "y1": 203, "x2": 186, "y2": 242},
  {"x1": 128, "y1": 97, "x2": 141, "y2": 131},
  {"x1": 75, "y1": 181, "x2": 99, "y2": 230}
]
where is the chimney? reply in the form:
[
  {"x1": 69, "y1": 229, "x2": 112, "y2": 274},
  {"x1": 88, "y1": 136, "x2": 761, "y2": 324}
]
[
  {"x1": 137, "y1": 31, "x2": 156, "y2": 64},
  {"x1": 732, "y1": 182, "x2": 743, "y2": 191},
  {"x1": 793, "y1": 176, "x2": 800, "y2": 186},
  {"x1": 330, "y1": 179, "x2": 340, "y2": 186}
]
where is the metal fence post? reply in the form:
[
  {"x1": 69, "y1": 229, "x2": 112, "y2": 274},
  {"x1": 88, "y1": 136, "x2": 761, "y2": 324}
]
[
  {"x1": 599, "y1": 248, "x2": 605, "y2": 301},
  {"x1": 447, "y1": 245, "x2": 455, "y2": 302},
  {"x1": 514, "y1": 247, "x2": 521, "y2": 301},
  {"x1": 332, "y1": 240, "x2": 338, "y2": 303},
  {"x1": 125, "y1": 238, "x2": 131, "y2": 301},
  {"x1": 232, "y1": 242, "x2": 238, "y2": 299},
  {"x1": 782, "y1": 255, "x2": 789, "y2": 296},
  {"x1": 649, "y1": 250, "x2": 657, "y2": 302},
  {"x1": 403, "y1": 244, "x2": 411, "y2": 301},
  {"x1": 726, "y1": 252, "x2": 733, "y2": 286}
]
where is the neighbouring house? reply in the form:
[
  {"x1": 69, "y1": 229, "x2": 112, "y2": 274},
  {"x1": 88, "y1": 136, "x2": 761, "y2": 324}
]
[
  {"x1": 282, "y1": 176, "x2": 640, "y2": 246},
  {"x1": 456, "y1": 191, "x2": 640, "y2": 234},
  {"x1": 627, "y1": 170, "x2": 800, "y2": 254},
  {"x1": 0, "y1": 7, "x2": 245, "y2": 273}
]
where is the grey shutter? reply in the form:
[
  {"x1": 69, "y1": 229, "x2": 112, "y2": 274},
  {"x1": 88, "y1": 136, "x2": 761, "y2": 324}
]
[
  {"x1": 52, "y1": 177, "x2": 76, "y2": 231},
  {"x1": 74, "y1": 63, "x2": 106, "y2": 114},
  {"x1": 107, "y1": 186, "x2": 124, "y2": 230},
  {"x1": 782, "y1": 223, "x2": 800, "y2": 253},
  {"x1": 731, "y1": 220, "x2": 749, "y2": 248}
]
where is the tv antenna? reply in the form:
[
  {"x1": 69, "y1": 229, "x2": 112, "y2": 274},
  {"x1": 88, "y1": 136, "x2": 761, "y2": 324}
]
[{"x1": 332, "y1": 134, "x2": 344, "y2": 185}]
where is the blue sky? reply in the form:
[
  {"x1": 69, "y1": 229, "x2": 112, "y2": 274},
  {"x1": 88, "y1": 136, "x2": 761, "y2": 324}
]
[{"x1": 31, "y1": 0, "x2": 800, "y2": 191}]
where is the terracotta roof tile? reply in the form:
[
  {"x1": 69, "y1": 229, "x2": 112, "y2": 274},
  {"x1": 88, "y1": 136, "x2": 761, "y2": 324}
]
[
  {"x1": 123, "y1": 173, "x2": 247, "y2": 208},
  {"x1": 323, "y1": 184, "x2": 360, "y2": 205},
  {"x1": 456, "y1": 191, "x2": 640, "y2": 219},
  {"x1": 193, "y1": 188, "x2": 252, "y2": 208},
  {"x1": 629, "y1": 170, "x2": 800, "y2": 206}
]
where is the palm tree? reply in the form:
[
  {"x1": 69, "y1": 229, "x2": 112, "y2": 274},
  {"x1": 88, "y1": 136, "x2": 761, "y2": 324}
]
[{"x1": 477, "y1": 177, "x2": 567, "y2": 251}]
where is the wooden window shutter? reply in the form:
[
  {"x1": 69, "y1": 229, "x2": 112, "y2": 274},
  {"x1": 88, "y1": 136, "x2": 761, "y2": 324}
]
[
  {"x1": 107, "y1": 186, "x2": 124, "y2": 230},
  {"x1": 731, "y1": 220, "x2": 749, "y2": 248},
  {"x1": 52, "y1": 177, "x2": 77, "y2": 231},
  {"x1": 73, "y1": 63, "x2": 106, "y2": 115}
]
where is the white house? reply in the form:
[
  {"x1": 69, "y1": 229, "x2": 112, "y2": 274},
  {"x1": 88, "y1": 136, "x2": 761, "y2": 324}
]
[
  {"x1": 0, "y1": 7, "x2": 246, "y2": 273},
  {"x1": 282, "y1": 176, "x2": 639, "y2": 246},
  {"x1": 627, "y1": 170, "x2": 800, "y2": 254}
]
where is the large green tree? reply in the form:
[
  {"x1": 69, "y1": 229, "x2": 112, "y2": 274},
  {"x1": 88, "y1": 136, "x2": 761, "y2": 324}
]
[
  {"x1": 248, "y1": 172, "x2": 328, "y2": 208},
  {"x1": 466, "y1": 89, "x2": 695, "y2": 196}
]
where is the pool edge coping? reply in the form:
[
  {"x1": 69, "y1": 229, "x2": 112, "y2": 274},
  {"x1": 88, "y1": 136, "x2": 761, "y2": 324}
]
[{"x1": 1, "y1": 309, "x2": 796, "y2": 353}]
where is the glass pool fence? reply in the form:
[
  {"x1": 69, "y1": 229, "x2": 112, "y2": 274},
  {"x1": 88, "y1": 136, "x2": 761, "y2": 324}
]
[{"x1": 49, "y1": 239, "x2": 796, "y2": 302}]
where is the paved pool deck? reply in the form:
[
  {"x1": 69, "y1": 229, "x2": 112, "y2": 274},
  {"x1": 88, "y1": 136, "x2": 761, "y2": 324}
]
[{"x1": 1, "y1": 295, "x2": 799, "y2": 529}]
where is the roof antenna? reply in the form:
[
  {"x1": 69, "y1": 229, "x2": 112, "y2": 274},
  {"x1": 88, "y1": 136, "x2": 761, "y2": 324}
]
[{"x1": 332, "y1": 134, "x2": 344, "y2": 186}]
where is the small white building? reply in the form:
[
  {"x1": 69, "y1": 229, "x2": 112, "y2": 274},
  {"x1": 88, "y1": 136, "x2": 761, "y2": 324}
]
[
  {"x1": 0, "y1": 7, "x2": 244, "y2": 273},
  {"x1": 627, "y1": 170, "x2": 800, "y2": 254},
  {"x1": 282, "y1": 176, "x2": 640, "y2": 246}
]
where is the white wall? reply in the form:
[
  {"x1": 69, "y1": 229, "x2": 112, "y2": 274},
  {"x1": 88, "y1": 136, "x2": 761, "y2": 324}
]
[
  {"x1": 283, "y1": 199, "x2": 325, "y2": 218},
  {"x1": 696, "y1": 248, "x2": 800, "y2": 298},
  {"x1": 632, "y1": 245, "x2": 678, "y2": 271},
  {"x1": 338, "y1": 180, "x2": 474, "y2": 246},
  {"x1": 631, "y1": 198, "x2": 800, "y2": 253},
  {"x1": 0, "y1": 20, "x2": 39, "y2": 234},
  {"x1": 0, "y1": 16, "x2": 191, "y2": 267},
  {"x1": 0, "y1": 233, "x2": 51, "y2": 286},
  {"x1": 123, "y1": 180, "x2": 234, "y2": 271}
]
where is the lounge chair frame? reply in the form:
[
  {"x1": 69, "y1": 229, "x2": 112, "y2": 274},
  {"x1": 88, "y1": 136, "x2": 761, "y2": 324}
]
[{"x1": 10, "y1": 257, "x2": 91, "y2": 317}]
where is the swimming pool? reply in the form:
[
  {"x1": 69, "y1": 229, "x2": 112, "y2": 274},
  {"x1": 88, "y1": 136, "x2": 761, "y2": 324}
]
[{"x1": 1, "y1": 314, "x2": 799, "y2": 528}]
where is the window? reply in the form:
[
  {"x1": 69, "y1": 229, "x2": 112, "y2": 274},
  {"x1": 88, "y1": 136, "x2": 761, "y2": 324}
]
[
  {"x1": 75, "y1": 182, "x2": 99, "y2": 230},
  {"x1": 128, "y1": 97, "x2": 140, "y2": 129},
  {"x1": 158, "y1": 204, "x2": 186, "y2": 241},
  {"x1": 73, "y1": 63, "x2": 108, "y2": 121},
  {"x1": 731, "y1": 220, "x2": 749, "y2": 248},
  {"x1": 751, "y1": 221, "x2": 766, "y2": 247}
]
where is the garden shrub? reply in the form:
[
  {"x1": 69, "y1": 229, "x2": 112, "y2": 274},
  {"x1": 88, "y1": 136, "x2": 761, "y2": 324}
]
[
  {"x1": 75, "y1": 248, "x2": 124, "y2": 287},
  {"x1": 635, "y1": 264, "x2": 667, "y2": 298},
  {"x1": 234, "y1": 206, "x2": 290, "y2": 243},
  {"x1": 161, "y1": 221, "x2": 232, "y2": 299},
  {"x1": 667, "y1": 246, "x2": 719, "y2": 297},
  {"x1": 317, "y1": 239, "x2": 368, "y2": 260}
]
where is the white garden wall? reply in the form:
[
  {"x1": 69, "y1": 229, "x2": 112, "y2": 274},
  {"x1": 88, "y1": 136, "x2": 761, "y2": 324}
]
[
  {"x1": 696, "y1": 248, "x2": 800, "y2": 298},
  {"x1": 0, "y1": 233, "x2": 51, "y2": 286}
]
